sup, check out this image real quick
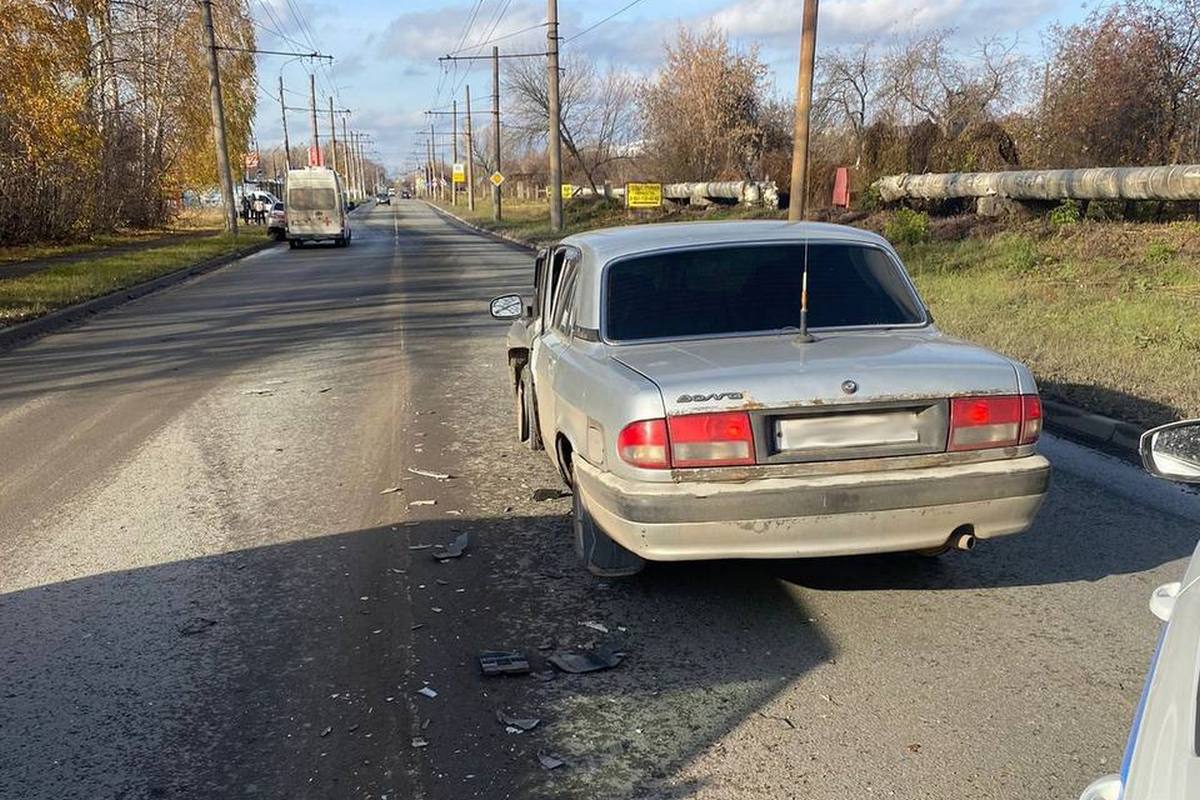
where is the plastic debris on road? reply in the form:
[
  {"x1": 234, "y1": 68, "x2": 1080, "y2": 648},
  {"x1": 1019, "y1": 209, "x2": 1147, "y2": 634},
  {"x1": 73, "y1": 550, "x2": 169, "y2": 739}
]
[
  {"x1": 178, "y1": 617, "x2": 218, "y2": 636},
  {"x1": 409, "y1": 499, "x2": 436, "y2": 507},
  {"x1": 379, "y1": 486, "x2": 403, "y2": 495},
  {"x1": 537, "y1": 751, "x2": 566, "y2": 770},
  {"x1": 479, "y1": 650, "x2": 531, "y2": 676},
  {"x1": 411, "y1": 737, "x2": 429, "y2": 748},
  {"x1": 417, "y1": 686, "x2": 438, "y2": 699},
  {"x1": 580, "y1": 621, "x2": 609, "y2": 634},
  {"x1": 432, "y1": 532, "x2": 468, "y2": 561},
  {"x1": 496, "y1": 710, "x2": 540, "y2": 731},
  {"x1": 548, "y1": 645, "x2": 623, "y2": 674},
  {"x1": 408, "y1": 467, "x2": 452, "y2": 480}
]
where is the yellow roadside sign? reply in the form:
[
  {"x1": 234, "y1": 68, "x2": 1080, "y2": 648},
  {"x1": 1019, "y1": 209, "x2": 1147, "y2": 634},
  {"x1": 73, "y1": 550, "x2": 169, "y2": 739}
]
[
  {"x1": 489, "y1": 171, "x2": 505, "y2": 187},
  {"x1": 561, "y1": 183, "x2": 574, "y2": 199},
  {"x1": 626, "y1": 182, "x2": 663, "y2": 209},
  {"x1": 452, "y1": 163, "x2": 466, "y2": 183}
]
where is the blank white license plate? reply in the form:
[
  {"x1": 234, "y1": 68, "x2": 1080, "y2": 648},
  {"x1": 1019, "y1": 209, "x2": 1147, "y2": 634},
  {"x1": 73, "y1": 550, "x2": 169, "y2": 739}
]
[{"x1": 775, "y1": 411, "x2": 921, "y2": 451}]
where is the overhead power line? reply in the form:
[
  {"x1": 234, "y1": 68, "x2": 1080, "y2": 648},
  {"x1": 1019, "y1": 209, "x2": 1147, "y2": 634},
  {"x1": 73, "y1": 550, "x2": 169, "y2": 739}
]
[{"x1": 564, "y1": 0, "x2": 647, "y2": 43}]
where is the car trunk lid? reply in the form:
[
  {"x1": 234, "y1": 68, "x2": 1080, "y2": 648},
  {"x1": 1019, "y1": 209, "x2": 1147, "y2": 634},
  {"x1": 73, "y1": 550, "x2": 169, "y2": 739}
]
[{"x1": 611, "y1": 330, "x2": 1020, "y2": 463}]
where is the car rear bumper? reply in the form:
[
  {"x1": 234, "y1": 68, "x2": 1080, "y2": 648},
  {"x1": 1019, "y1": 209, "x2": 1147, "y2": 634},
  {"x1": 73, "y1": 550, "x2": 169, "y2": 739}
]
[{"x1": 572, "y1": 454, "x2": 1050, "y2": 561}]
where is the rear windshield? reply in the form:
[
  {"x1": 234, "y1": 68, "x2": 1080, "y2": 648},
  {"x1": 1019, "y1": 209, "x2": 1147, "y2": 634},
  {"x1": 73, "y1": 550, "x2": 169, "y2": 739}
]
[
  {"x1": 288, "y1": 187, "x2": 336, "y2": 211},
  {"x1": 604, "y1": 243, "x2": 925, "y2": 342}
]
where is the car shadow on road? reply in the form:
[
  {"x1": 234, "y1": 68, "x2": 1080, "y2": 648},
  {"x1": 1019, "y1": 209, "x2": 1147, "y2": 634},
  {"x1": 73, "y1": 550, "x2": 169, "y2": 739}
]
[{"x1": 0, "y1": 512, "x2": 835, "y2": 800}]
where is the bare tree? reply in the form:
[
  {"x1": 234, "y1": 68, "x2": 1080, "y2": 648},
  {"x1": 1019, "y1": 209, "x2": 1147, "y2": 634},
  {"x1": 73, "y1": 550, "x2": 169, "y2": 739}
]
[
  {"x1": 505, "y1": 54, "x2": 638, "y2": 192},
  {"x1": 816, "y1": 44, "x2": 878, "y2": 166},
  {"x1": 887, "y1": 31, "x2": 1020, "y2": 138}
]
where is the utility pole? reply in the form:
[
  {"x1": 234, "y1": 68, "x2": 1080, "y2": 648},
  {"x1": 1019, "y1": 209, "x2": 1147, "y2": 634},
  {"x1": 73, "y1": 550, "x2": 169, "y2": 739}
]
[
  {"x1": 787, "y1": 0, "x2": 819, "y2": 221},
  {"x1": 200, "y1": 0, "x2": 237, "y2": 233},
  {"x1": 492, "y1": 45, "x2": 502, "y2": 222},
  {"x1": 465, "y1": 85, "x2": 476, "y2": 211},
  {"x1": 328, "y1": 96, "x2": 339, "y2": 176},
  {"x1": 309, "y1": 73, "x2": 320, "y2": 166},
  {"x1": 341, "y1": 117, "x2": 351, "y2": 195},
  {"x1": 546, "y1": 0, "x2": 563, "y2": 231},
  {"x1": 451, "y1": 99, "x2": 458, "y2": 206},
  {"x1": 279, "y1": 76, "x2": 292, "y2": 171},
  {"x1": 430, "y1": 123, "x2": 439, "y2": 201}
]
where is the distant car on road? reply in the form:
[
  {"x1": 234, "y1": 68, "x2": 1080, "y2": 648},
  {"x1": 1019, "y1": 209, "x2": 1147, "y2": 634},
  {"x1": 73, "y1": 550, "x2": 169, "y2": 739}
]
[
  {"x1": 489, "y1": 221, "x2": 1050, "y2": 576},
  {"x1": 376, "y1": 193, "x2": 391, "y2": 205},
  {"x1": 401, "y1": 190, "x2": 412, "y2": 199},
  {"x1": 285, "y1": 167, "x2": 351, "y2": 248},
  {"x1": 1080, "y1": 419, "x2": 1200, "y2": 800},
  {"x1": 387, "y1": 187, "x2": 396, "y2": 196},
  {"x1": 267, "y1": 201, "x2": 286, "y2": 241}
]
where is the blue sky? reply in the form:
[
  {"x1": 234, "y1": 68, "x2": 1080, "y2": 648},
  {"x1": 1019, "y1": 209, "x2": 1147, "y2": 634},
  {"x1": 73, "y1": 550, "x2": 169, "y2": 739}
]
[{"x1": 248, "y1": 0, "x2": 1092, "y2": 176}]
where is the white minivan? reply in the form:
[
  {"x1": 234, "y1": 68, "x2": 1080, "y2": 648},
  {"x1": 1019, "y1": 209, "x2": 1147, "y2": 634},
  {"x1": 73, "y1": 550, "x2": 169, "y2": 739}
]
[{"x1": 285, "y1": 167, "x2": 351, "y2": 248}]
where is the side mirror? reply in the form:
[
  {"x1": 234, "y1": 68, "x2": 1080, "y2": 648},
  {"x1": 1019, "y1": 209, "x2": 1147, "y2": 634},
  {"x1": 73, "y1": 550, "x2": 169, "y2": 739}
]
[
  {"x1": 1141, "y1": 420, "x2": 1200, "y2": 483},
  {"x1": 489, "y1": 294, "x2": 524, "y2": 320}
]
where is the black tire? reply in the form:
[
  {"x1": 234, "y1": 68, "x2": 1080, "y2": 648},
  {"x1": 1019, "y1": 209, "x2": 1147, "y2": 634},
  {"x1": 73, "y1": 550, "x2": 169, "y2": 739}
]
[
  {"x1": 288, "y1": 239, "x2": 299, "y2": 249},
  {"x1": 334, "y1": 237, "x2": 346, "y2": 247},
  {"x1": 520, "y1": 365, "x2": 542, "y2": 451},
  {"x1": 572, "y1": 479, "x2": 644, "y2": 577}
]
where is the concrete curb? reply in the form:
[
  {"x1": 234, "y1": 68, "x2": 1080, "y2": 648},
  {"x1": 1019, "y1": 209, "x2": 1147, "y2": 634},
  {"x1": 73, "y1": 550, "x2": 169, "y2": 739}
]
[
  {"x1": 1043, "y1": 398, "x2": 1145, "y2": 458},
  {"x1": 425, "y1": 200, "x2": 1152, "y2": 458},
  {"x1": 423, "y1": 201, "x2": 538, "y2": 252},
  {"x1": 0, "y1": 238, "x2": 279, "y2": 352}
]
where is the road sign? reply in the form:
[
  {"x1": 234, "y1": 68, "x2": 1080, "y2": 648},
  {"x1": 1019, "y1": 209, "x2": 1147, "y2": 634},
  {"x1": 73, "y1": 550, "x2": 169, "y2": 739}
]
[
  {"x1": 243, "y1": 153, "x2": 259, "y2": 171},
  {"x1": 452, "y1": 163, "x2": 466, "y2": 183},
  {"x1": 625, "y1": 182, "x2": 663, "y2": 209},
  {"x1": 561, "y1": 183, "x2": 574, "y2": 199},
  {"x1": 489, "y1": 171, "x2": 505, "y2": 187}
]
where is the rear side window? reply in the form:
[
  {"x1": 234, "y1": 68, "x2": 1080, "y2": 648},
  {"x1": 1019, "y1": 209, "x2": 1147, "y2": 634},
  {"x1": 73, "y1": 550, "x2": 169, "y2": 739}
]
[
  {"x1": 288, "y1": 187, "x2": 336, "y2": 211},
  {"x1": 604, "y1": 243, "x2": 924, "y2": 342}
]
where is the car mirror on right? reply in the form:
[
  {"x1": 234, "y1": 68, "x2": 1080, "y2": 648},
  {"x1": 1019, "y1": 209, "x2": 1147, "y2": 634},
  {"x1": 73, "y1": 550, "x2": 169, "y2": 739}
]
[{"x1": 1140, "y1": 419, "x2": 1200, "y2": 483}]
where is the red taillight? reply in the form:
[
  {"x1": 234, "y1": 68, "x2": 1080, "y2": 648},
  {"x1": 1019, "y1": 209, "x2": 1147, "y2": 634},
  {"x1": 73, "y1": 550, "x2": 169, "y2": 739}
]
[
  {"x1": 1020, "y1": 395, "x2": 1042, "y2": 445},
  {"x1": 667, "y1": 411, "x2": 756, "y2": 467},
  {"x1": 949, "y1": 394, "x2": 1041, "y2": 451},
  {"x1": 617, "y1": 412, "x2": 757, "y2": 469},
  {"x1": 617, "y1": 419, "x2": 669, "y2": 469}
]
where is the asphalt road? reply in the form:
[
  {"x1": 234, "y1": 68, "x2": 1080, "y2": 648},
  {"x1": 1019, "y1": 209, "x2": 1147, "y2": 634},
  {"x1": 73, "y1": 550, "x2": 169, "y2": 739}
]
[{"x1": 1, "y1": 200, "x2": 1199, "y2": 800}]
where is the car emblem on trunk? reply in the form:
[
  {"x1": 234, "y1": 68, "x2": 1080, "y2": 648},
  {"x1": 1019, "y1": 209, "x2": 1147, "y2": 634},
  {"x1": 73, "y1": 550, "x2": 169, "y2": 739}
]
[{"x1": 841, "y1": 380, "x2": 858, "y2": 395}]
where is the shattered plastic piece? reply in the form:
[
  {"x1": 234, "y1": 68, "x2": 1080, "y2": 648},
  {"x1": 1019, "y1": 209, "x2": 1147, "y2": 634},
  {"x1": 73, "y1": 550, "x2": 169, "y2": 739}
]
[
  {"x1": 548, "y1": 645, "x2": 623, "y2": 674},
  {"x1": 411, "y1": 737, "x2": 429, "y2": 748},
  {"x1": 417, "y1": 687, "x2": 438, "y2": 699},
  {"x1": 496, "y1": 710, "x2": 540, "y2": 731},
  {"x1": 318, "y1": 387, "x2": 332, "y2": 393},
  {"x1": 320, "y1": 726, "x2": 332, "y2": 737},
  {"x1": 178, "y1": 617, "x2": 218, "y2": 636},
  {"x1": 379, "y1": 486, "x2": 404, "y2": 495},
  {"x1": 242, "y1": 389, "x2": 273, "y2": 396},
  {"x1": 479, "y1": 650, "x2": 531, "y2": 676},
  {"x1": 445, "y1": 510, "x2": 463, "y2": 516},
  {"x1": 580, "y1": 621, "x2": 609, "y2": 634},
  {"x1": 408, "y1": 544, "x2": 433, "y2": 550},
  {"x1": 408, "y1": 467, "x2": 452, "y2": 480},
  {"x1": 532, "y1": 488, "x2": 571, "y2": 501},
  {"x1": 411, "y1": 624, "x2": 425, "y2": 631},
  {"x1": 432, "y1": 532, "x2": 469, "y2": 561},
  {"x1": 409, "y1": 499, "x2": 437, "y2": 507},
  {"x1": 537, "y1": 751, "x2": 566, "y2": 770}
]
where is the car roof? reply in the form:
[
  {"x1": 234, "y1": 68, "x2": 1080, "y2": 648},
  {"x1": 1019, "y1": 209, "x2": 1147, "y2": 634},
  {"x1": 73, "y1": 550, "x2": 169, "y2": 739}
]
[{"x1": 559, "y1": 220, "x2": 891, "y2": 264}]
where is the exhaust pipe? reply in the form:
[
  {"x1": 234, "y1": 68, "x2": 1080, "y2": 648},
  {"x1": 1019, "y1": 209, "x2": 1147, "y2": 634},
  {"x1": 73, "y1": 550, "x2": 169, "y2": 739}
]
[{"x1": 950, "y1": 531, "x2": 976, "y2": 551}]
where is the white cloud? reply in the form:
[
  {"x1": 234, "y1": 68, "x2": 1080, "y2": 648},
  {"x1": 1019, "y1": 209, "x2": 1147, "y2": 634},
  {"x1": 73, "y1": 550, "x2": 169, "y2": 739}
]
[
  {"x1": 708, "y1": 0, "x2": 1057, "y2": 47},
  {"x1": 376, "y1": 1, "x2": 545, "y2": 61}
]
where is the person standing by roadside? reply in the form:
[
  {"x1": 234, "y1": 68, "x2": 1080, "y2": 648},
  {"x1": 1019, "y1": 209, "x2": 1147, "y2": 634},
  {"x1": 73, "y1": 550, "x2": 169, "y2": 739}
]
[
  {"x1": 241, "y1": 194, "x2": 252, "y2": 224},
  {"x1": 252, "y1": 196, "x2": 266, "y2": 225}
]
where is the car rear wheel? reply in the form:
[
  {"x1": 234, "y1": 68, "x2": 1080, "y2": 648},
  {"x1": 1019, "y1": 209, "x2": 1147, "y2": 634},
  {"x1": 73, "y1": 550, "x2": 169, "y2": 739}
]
[
  {"x1": 288, "y1": 239, "x2": 299, "y2": 249},
  {"x1": 334, "y1": 237, "x2": 346, "y2": 247},
  {"x1": 572, "y1": 478, "x2": 644, "y2": 577}
]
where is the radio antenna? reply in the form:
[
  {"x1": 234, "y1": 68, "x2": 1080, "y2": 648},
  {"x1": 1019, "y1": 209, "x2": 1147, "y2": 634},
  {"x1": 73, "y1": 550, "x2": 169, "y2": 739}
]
[{"x1": 796, "y1": 229, "x2": 815, "y2": 343}]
